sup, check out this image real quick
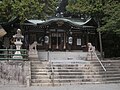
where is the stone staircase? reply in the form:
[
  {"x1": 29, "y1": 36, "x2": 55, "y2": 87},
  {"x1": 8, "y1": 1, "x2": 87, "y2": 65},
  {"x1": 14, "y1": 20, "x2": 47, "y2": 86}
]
[
  {"x1": 97, "y1": 60, "x2": 120, "y2": 83},
  {"x1": 29, "y1": 58, "x2": 52, "y2": 86},
  {"x1": 29, "y1": 51, "x2": 120, "y2": 86}
]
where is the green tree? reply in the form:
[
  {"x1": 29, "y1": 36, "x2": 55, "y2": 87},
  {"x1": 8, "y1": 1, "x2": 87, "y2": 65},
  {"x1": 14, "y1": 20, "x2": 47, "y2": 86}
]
[
  {"x1": 0, "y1": 0, "x2": 57, "y2": 22},
  {"x1": 66, "y1": 0, "x2": 103, "y2": 15},
  {"x1": 66, "y1": 0, "x2": 120, "y2": 33},
  {"x1": 99, "y1": 0, "x2": 120, "y2": 33}
]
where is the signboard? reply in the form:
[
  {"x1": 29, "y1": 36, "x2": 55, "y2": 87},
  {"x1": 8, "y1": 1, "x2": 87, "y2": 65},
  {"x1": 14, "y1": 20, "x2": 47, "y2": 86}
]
[{"x1": 77, "y1": 39, "x2": 81, "y2": 45}]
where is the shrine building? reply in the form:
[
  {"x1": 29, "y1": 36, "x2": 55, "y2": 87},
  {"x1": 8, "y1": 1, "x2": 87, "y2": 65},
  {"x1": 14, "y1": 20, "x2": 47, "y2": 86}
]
[{"x1": 21, "y1": 17, "x2": 98, "y2": 51}]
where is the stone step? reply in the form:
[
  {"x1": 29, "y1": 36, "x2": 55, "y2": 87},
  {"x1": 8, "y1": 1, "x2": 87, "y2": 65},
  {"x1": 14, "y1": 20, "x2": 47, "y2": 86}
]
[
  {"x1": 31, "y1": 71, "x2": 120, "y2": 76},
  {"x1": 50, "y1": 60, "x2": 89, "y2": 63},
  {"x1": 31, "y1": 72, "x2": 50, "y2": 75},
  {"x1": 91, "y1": 61, "x2": 120, "y2": 64},
  {"x1": 31, "y1": 79, "x2": 52, "y2": 83},
  {"x1": 49, "y1": 62, "x2": 120, "y2": 65},
  {"x1": 31, "y1": 70, "x2": 120, "y2": 74},
  {"x1": 31, "y1": 80, "x2": 120, "y2": 86},
  {"x1": 56, "y1": 71, "x2": 120, "y2": 74},
  {"x1": 51, "y1": 59, "x2": 120, "y2": 62},
  {"x1": 51, "y1": 64, "x2": 120, "y2": 67},
  {"x1": 31, "y1": 64, "x2": 119, "y2": 68},
  {"x1": 30, "y1": 62, "x2": 120, "y2": 67},
  {"x1": 91, "y1": 63, "x2": 120, "y2": 67},
  {"x1": 88, "y1": 61, "x2": 120, "y2": 65},
  {"x1": 31, "y1": 75, "x2": 50, "y2": 79},
  {"x1": 30, "y1": 64, "x2": 49, "y2": 67},
  {"x1": 50, "y1": 66, "x2": 120, "y2": 70},
  {"x1": 31, "y1": 69, "x2": 119, "y2": 73},
  {"x1": 31, "y1": 75, "x2": 120, "y2": 79},
  {"x1": 31, "y1": 67, "x2": 120, "y2": 72},
  {"x1": 30, "y1": 59, "x2": 40, "y2": 61},
  {"x1": 31, "y1": 69, "x2": 91, "y2": 72},
  {"x1": 102, "y1": 77, "x2": 120, "y2": 81},
  {"x1": 31, "y1": 66, "x2": 120, "y2": 72},
  {"x1": 101, "y1": 80, "x2": 120, "y2": 84},
  {"x1": 31, "y1": 73, "x2": 120, "y2": 77},
  {"x1": 31, "y1": 61, "x2": 49, "y2": 64},
  {"x1": 31, "y1": 77, "x2": 120, "y2": 84},
  {"x1": 29, "y1": 58, "x2": 39, "y2": 61},
  {"x1": 31, "y1": 79, "x2": 94, "y2": 83},
  {"x1": 31, "y1": 75, "x2": 120, "y2": 80},
  {"x1": 101, "y1": 60, "x2": 120, "y2": 62},
  {"x1": 30, "y1": 59, "x2": 120, "y2": 63},
  {"x1": 31, "y1": 83, "x2": 54, "y2": 86},
  {"x1": 31, "y1": 69, "x2": 51, "y2": 72},
  {"x1": 31, "y1": 82, "x2": 100, "y2": 86},
  {"x1": 31, "y1": 74, "x2": 120, "y2": 79},
  {"x1": 31, "y1": 62, "x2": 120, "y2": 67}
]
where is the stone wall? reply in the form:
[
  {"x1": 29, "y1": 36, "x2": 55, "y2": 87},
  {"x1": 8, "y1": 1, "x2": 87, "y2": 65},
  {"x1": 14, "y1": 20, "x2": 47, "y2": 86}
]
[{"x1": 0, "y1": 61, "x2": 30, "y2": 86}]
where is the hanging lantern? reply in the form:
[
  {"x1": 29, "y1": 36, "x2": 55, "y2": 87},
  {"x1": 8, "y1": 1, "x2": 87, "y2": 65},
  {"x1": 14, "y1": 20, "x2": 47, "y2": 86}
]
[
  {"x1": 68, "y1": 36, "x2": 73, "y2": 45},
  {"x1": 45, "y1": 36, "x2": 49, "y2": 44}
]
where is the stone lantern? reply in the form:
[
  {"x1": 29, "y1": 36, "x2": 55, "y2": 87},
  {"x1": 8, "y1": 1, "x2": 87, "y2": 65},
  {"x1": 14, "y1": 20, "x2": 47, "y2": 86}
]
[{"x1": 13, "y1": 29, "x2": 24, "y2": 59}]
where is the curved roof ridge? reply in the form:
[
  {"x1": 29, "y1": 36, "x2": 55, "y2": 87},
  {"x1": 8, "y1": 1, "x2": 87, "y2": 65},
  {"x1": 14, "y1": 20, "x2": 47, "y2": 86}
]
[{"x1": 26, "y1": 17, "x2": 96, "y2": 28}]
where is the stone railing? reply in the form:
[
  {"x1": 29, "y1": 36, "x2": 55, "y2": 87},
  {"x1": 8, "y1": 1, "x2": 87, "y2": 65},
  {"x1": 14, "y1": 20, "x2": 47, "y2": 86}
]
[{"x1": 0, "y1": 49, "x2": 28, "y2": 61}]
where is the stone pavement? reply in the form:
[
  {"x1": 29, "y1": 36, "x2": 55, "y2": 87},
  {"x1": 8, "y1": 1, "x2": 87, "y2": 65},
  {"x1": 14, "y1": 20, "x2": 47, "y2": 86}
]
[{"x1": 0, "y1": 84, "x2": 120, "y2": 90}]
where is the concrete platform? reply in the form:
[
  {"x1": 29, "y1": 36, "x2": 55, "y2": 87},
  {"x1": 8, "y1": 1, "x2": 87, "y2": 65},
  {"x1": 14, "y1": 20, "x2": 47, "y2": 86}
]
[{"x1": 38, "y1": 51, "x2": 88, "y2": 61}]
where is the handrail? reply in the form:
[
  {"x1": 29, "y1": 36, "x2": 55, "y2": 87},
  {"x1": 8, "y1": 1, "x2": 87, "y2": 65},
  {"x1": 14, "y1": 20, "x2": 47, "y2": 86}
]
[
  {"x1": 48, "y1": 51, "x2": 54, "y2": 86},
  {"x1": 87, "y1": 43, "x2": 106, "y2": 71},
  {"x1": 93, "y1": 51, "x2": 106, "y2": 71}
]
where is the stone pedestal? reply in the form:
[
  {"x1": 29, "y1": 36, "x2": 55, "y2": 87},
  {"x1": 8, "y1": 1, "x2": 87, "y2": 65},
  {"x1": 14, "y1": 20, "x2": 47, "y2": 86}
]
[
  {"x1": 13, "y1": 41, "x2": 23, "y2": 59},
  {"x1": 28, "y1": 41, "x2": 38, "y2": 58}
]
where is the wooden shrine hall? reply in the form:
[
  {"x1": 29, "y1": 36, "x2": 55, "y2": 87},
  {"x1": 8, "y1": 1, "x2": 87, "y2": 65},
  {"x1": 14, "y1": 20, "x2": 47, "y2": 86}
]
[{"x1": 22, "y1": 17, "x2": 98, "y2": 51}]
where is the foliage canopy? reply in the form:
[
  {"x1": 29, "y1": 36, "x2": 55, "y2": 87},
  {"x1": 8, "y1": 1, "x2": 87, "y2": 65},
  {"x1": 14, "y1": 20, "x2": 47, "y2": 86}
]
[
  {"x1": 0, "y1": 0, "x2": 57, "y2": 22},
  {"x1": 67, "y1": 0, "x2": 120, "y2": 33}
]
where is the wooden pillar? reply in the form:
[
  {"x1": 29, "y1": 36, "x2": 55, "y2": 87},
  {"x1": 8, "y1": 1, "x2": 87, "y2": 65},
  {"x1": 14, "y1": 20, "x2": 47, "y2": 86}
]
[
  {"x1": 49, "y1": 31, "x2": 51, "y2": 49},
  {"x1": 99, "y1": 31, "x2": 103, "y2": 59},
  {"x1": 56, "y1": 31, "x2": 59, "y2": 49},
  {"x1": 63, "y1": 32, "x2": 66, "y2": 50},
  {"x1": 98, "y1": 20, "x2": 103, "y2": 59},
  {"x1": 28, "y1": 28, "x2": 30, "y2": 49},
  {"x1": 86, "y1": 31, "x2": 89, "y2": 44}
]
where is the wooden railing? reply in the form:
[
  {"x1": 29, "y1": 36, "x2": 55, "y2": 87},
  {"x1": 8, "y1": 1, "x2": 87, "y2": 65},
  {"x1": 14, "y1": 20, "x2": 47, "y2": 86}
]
[{"x1": 0, "y1": 49, "x2": 28, "y2": 60}]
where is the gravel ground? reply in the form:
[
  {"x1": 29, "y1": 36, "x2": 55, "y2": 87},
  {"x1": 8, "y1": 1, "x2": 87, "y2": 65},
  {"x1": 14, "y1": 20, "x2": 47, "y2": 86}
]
[{"x1": 0, "y1": 83, "x2": 120, "y2": 90}]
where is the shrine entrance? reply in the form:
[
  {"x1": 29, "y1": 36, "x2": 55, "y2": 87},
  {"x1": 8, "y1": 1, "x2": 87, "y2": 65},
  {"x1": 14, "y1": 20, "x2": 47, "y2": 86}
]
[{"x1": 49, "y1": 31, "x2": 66, "y2": 51}]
